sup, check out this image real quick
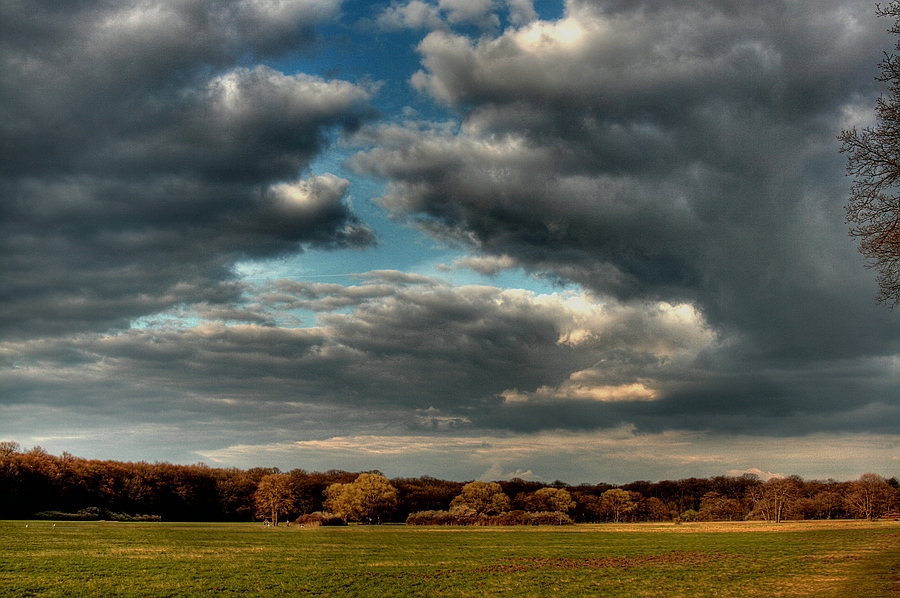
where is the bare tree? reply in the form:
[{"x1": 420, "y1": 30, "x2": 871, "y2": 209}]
[
  {"x1": 840, "y1": 2, "x2": 900, "y2": 307},
  {"x1": 748, "y1": 477, "x2": 800, "y2": 523},
  {"x1": 0, "y1": 441, "x2": 20, "y2": 457},
  {"x1": 844, "y1": 473, "x2": 894, "y2": 520}
]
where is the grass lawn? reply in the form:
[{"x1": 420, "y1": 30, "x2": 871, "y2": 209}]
[{"x1": 0, "y1": 520, "x2": 897, "y2": 597}]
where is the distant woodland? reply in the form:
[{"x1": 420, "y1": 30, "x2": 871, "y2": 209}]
[{"x1": 1, "y1": 442, "x2": 897, "y2": 525}]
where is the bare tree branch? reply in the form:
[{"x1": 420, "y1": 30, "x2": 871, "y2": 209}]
[{"x1": 841, "y1": 1, "x2": 900, "y2": 308}]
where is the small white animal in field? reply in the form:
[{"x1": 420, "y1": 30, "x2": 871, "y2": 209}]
[{"x1": 24, "y1": 524, "x2": 28, "y2": 528}]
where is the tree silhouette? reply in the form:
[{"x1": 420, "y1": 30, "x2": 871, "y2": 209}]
[{"x1": 840, "y1": 2, "x2": 900, "y2": 307}]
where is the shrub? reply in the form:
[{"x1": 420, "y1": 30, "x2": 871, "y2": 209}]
[
  {"x1": 680, "y1": 509, "x2": 699, "y2": 522},
  {"x1": 295, "y1": 511, "x2": 347, "y2": 527},
  {"x1": 405, "y1": 510, "x2": 458, "y2": 525}
]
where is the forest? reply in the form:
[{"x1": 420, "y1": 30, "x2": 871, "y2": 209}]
[{"x1": 1, "y1": 441, "x2": 897, "y2": 524}]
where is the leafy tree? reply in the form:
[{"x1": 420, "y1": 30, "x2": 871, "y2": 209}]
[
  {"x1": 840, "y1": 2, "x2": 900, "y2": 307},
  {"x1": 599, "y1": 489, "x2": 636, "y2": 523},
  {"x1": 449, "y1": 481, "x2": 511, "y2": 516},
  {"x1": 679, "y1": 508, "x2": 699, "y2": 522},
  {"x1": 353, "y1": 472, "x2": 399, "y2": 523},
  {"x1": 324, "y1": 472, "x2": 398, "y2": 523},
  {"x1": 515, "y1": 487, "x2": 576, "y2": 524},
  {"x1": 517, "y1": 487, "x2": 575, "y2": 513},
  {"x1": 297, "y1": 469, "x2": 357, "y2": 515},
  {"x1": 323, "y1": 481, "x2": 353, "y2": 521},
  {"x1": 254, "y1": 474, "x2": 295, "y2": 525}
]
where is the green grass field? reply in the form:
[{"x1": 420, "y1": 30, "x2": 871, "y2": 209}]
[{"x1": 1, "y1": 520, "x2": 897, "y2": 597}]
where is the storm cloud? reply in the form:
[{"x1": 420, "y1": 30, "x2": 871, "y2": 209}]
[
  {"x1": 1, "y1": 0, "x2": 898, "y2": 481},
  {"x1": 352, "y1": 0, "x2": 900, "y2": 434},
  {"x1": 0, "y1": 0, "x2": 375, "y2": 340},
  {"x1": 0, "y1": 275, "x2": 711, "y2": 421}
]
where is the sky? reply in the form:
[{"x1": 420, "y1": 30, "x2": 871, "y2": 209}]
[{"x1": 1, "y1": 0, "x2": 898, "y2": 485}]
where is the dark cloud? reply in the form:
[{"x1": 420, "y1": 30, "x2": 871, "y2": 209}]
[
  {"x1": 0, "y1": 0, "x2": 374, "y2": 340},
  {"x1": 0, "y1": 264, "x2": 894, "y2": 480},
  {"x1": 360, "y1": 0, "x2": 879, "y2": 296},
  {"x1": 0, "y1": 279, "x2": 711, "y2": 430},
  {"x1": 350, "y1": 0, "x2": 900, "y2": 435},
  {"x1": 2, "y1": 0, "x2": 899, "y2": 476}
]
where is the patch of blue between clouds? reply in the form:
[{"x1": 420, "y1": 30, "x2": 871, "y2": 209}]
[{"x1": 230, "y1": 0, "x2": 578, "y2": 305}]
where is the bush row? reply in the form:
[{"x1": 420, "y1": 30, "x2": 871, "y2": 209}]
[
  {"x1": 33, "y1": 507, "x2": 161, "y2": 521},
  {"x1": 406, "y1": 509, "x2": 574, "y2": 526}
]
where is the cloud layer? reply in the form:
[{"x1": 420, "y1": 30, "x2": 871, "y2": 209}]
[
  {"x1": 352, "y1": 0, "x2": 900, "y2": 433},
  {"x1": 0, "y1": 0, "x2": 374, "y2": 340},
  {"x1": 4, "y1": 271, "x2": 896, "y2": 444},
  {"x1": 1, "y1": 0, "x2": 898, "y2": 481},
  {"x1": 0, "y1": 275, "x2": 711, "y2": 422}
]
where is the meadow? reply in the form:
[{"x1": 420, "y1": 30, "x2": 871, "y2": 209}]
[{"x1": 1, "y1": 520, "x2": 897, "y2": 597}]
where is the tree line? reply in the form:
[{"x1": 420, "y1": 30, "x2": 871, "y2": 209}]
[{"x1": 1, "y1": 442, "x2": 897, "y2": 524}]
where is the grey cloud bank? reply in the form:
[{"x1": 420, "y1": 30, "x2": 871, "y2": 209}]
[
  {"x1": 353, "y1": 0, "x2": 900, "y2": 431},
  {"x1": 1, "y1": 278, "x2": 709, "y2": 418},
  {"x1": 0, "y1": 0, "x2": 374, "y2": 340},
  {"x1": 1, "y1": 0, "x2": 898, "y2": 483}
]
